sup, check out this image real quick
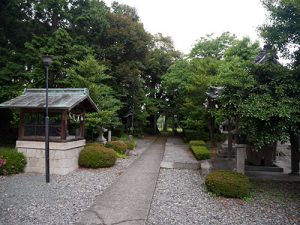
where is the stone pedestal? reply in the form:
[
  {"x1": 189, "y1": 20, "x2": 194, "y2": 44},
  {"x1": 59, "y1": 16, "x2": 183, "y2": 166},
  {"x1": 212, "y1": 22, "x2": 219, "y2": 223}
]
[
  {"x1": 108, "y1": 130, "x2": 112, "y2": 142},
  {"x1": 97, "y1": 127, "x2": 107, "y2": 144},
  {"x1": 236, "y1": 144, "x2": 247, "y2": 174},
  {"x1": 16, "y1": 139, "x2": 85, "y2": 175}
]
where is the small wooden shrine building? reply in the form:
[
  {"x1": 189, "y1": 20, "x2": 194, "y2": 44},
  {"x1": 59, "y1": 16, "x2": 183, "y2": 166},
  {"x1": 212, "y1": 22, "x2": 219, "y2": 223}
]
[{"x1": 0, "y1": 88, "x2": 98, "y2": 175}]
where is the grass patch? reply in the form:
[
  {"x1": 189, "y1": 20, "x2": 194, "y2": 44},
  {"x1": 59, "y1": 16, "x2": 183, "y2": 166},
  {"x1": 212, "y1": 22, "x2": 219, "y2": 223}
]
[
  {"x1": 116, "y1": 152, "x2": 128, "y2": 159},
  {"x1": 118, "y1": 135, "x2": 137, "y2": 150}
]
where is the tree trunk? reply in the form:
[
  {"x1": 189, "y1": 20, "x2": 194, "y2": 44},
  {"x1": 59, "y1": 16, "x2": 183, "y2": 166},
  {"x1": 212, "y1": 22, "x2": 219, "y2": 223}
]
[
  {"x1": 227, "y1": 119, "x2": 233, "y2": 158},
  {"x1": 52, "y1": 10, "x2": 59, "y2": 30},
  {"x1": 290, "y1": 132, "x2": 300, "y2": 173},
  {"x1": 153, "y1": 114, "x2": 157, "y2": 134},
  {"x1": 146, "y1": 114, "x2": 159, "y2": 135},
  {"x1": 172, "y1": 115, "x2": 176, "y2": 135},
  {"x1": 210, "y1": 114, "x2": 215, "y2": 147},
  {"x1": 163, "y1": 113, "x2": 168, "y2": 131}
]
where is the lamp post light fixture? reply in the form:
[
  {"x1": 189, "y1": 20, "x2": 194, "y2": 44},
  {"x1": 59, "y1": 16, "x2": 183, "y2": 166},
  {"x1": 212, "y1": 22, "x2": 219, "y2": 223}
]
[{"x1": 42, "y1": 55, "x2": 53, "y2": 183}]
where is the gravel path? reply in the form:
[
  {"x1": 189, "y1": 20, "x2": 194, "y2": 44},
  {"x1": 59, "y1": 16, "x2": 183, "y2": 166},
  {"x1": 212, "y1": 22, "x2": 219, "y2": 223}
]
[
  {"x1": 146, "y1": 169, "x2": 300, "y2": 225},
  {"x1": 0, "y1": 138, "x2": 153, "y2": 225}
]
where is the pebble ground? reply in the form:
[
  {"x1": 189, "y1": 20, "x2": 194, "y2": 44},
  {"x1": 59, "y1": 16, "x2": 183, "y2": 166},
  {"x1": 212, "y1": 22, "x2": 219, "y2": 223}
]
[
  {"x1": 1, "y1": 137, "x2": 299, "y2": 225},
  {"x1": 0, "y1": 139, "x2": 152, "y2": 225},
  {"x1": 146, "y1": 169, "x2": 300, "y2": 225}
]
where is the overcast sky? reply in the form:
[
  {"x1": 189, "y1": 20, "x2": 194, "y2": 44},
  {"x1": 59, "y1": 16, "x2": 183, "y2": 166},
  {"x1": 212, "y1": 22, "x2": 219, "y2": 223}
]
[{"x1": 104, "y1": 0, "x2": 268, "y2": 54}]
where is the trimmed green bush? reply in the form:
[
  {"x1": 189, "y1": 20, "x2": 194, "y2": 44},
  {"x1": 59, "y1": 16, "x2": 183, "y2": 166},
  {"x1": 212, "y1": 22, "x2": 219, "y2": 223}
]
[
  {"x1": 205, "y1": 170, "x2": 250, "y2": 198},
  {"x1": 191, "y1": 145, "x2": 210, "y2": 160},
  {"x1": 189, "y1": 140, "x2": 205, "y2": 146},
  {"x1": 79, "y1": 143, "x2": 117, "y2": 168},
  {"x1": 105, "y1": 141, "x2": 127, "y2": 154},
  {"x1": 125, "y1": 139, "x2": 137, "y2": 150},
  {"x1": 0, "y1": 148, "x2": 27, "y2": 175}
]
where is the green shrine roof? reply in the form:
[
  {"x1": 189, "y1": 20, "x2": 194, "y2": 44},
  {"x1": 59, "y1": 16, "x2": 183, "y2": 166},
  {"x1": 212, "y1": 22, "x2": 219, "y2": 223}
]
[{"x1": 0, "y1": 88, "x2": 98, "y2": 112}]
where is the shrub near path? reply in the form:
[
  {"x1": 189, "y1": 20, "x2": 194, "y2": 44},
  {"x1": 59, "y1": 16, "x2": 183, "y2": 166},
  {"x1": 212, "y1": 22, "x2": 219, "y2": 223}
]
[
  {"x1": 0, "y1": 148, "x2": 26, "y2": 175},
  {"x1": 205, "y1": 170, "x2": 250, "y2": 198},
  {"x1": 79, "y1": 143, "x2": 117, "y2": 168},
  {"x1": 105, "y1": 141, "x2": 127, "y2": 154}
]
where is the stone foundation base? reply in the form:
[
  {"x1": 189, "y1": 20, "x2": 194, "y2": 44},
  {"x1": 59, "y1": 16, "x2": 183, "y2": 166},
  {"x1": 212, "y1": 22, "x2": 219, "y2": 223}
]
[{"x1": 16, "y1": 139, "x2": 85, "y2": 175}]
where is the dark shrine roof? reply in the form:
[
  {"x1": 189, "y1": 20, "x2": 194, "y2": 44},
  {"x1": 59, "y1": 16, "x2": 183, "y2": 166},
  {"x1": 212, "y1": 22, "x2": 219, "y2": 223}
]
[
  {"x1": 0, "y1": 88, "x2": 98, "y2": 112},
  {"x1": 255, "y1": 45, "x2": 280, "y2": 65}
]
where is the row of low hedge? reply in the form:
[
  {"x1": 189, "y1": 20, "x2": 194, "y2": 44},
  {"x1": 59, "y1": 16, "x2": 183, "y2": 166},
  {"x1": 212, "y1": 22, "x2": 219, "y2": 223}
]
[
  {"x1": 191, "y1": 145, "x2": 210, "y2": 160},
  {"x1": 189, "y1": 140, "x2": 210, "y2": 160},
  {"x1": 79, "y1": 137, "x2": 137, "y2": 169},
  {"x1": 0, "y1": 148, "x2": 26, "y2": 175},
  {"x1": 187, "y1": 140, "x2": 249, "y2": 199}
]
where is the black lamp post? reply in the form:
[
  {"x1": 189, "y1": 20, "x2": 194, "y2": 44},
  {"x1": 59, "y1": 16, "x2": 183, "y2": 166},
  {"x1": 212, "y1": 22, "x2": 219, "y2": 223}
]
[{"x1": 42, "y1": 55, "x2": 53, "y2": 183}]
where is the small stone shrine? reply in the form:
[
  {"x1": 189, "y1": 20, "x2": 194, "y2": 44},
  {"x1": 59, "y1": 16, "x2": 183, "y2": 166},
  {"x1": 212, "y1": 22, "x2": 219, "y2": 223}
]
[{"x1": 0, "y1": 88, "x2": 98, "y2": 175}]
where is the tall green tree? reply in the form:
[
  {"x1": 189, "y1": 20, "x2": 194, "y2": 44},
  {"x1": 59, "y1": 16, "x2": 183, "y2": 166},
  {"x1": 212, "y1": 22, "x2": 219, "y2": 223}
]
[
  {"x1": 143, "y1": 33, "x2": 180, "y2": 133},
  {"x1": 98, "y1": 4, "x2": 151, "y2": 133},
  {"x1": 69, "y1": 0, "x2": 110, "y2": 57},
  {"x1": 189, "y1": 32, "x2": 236, "y2": 59},
  {"x1": 0, "y1": 0, "x2": 35, "y2": 102},
  {"x1": 260, "y1": 0, "x2": 300, "y2": 173},
  {"x1": 260, "y1": 0, "x2": 300, "y2": 65},
  {"x1": 66, "y1": 55, "x2": 121, "y2": 133},
  {"x1": 25, "y1": 28, "x2": 92, "y2": 88}
]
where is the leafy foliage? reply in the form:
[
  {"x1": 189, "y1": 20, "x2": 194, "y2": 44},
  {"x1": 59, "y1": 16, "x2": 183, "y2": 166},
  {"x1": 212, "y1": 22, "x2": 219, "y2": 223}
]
[
  {"x1": 125, "y1": 139, "x2": 137, "y2": 150},
  {"x1": 105, "y1": 141, "x2": 127, "y2": 154},
  {"x1": 0, "y1": 149, "x2": 26, "y2": 175},
  {"x1": 259, "y1": 0, "x2": 300, "y2": 171},
  {"x1": 78, "y1": 143, "x2": 117, "y2": 168},
  {"x1": 190, "y1": 32, "x2": 236, "y2": 59},
  {"x1": 66, "y1": 55, "x2": 121, "y2": 130},
  {"x1": 260, "y1": 0, "x2": 300, "y2": 65},
  {"x1": 205, "y1": 170, "x2": 250, "y2": 198}
]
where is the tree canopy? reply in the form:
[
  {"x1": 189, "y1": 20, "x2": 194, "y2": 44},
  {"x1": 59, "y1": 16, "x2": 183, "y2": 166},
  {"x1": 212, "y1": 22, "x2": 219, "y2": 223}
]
[{"x1": 1, "y1": 0, "x2": 299, "y2": 167}]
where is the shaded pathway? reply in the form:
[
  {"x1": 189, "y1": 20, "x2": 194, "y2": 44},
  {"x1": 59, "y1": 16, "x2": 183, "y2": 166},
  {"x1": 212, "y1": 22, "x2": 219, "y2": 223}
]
[
  {"x1": 160, "y1": 136, "x2": 200, "y2": 170},
  {"x1": 76, "y1": 136, "x2": 166, "y2": 225}
]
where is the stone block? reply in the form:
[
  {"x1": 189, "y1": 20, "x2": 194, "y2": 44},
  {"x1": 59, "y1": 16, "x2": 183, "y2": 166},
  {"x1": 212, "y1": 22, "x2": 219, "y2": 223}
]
[
  {"x1": 54, "y1": 151, "x2": 66, "y2": 159},
  {"x1": 25, "y1": 166, "x2": 44, "y2": 174},
  {"x1": 50, "y1": 150, "x2": 56, "y2": 159},
  {"x1": 35, "y1": 150, "x2": 45, "y2": 159},
  {"x1": 17, "y1": 148, "x2": 27, "y2": 155},
  {"x1": 26, "y1": 149, "x2": 37, "y2": 158},
  {"x1": 17, "y1": 139, "x2": 86, "y2": 175},
  {"x1": 26, "y1": 157, "x2": 39, "y2": 167},
  {"x1": 53, "y1": 167, "x2": 70, "y2": 175},
  {"x1": 36, "y1": 159, "x2": 46, "y2": 168},
  {"x1": 50, "y1": 159, "x2": 60, "y2": 168},
  {"x1": 236, "y1": 144, "x2": 247, "y2": 174}
]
